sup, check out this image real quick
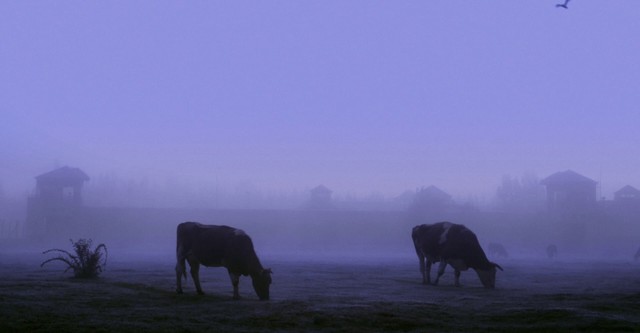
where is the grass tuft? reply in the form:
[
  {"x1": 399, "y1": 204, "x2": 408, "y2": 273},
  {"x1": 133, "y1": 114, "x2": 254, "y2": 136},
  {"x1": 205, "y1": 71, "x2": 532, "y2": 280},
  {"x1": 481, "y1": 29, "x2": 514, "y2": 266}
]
[{"x1": 41, "y1": 239, "x2": 108, "y2": 279}]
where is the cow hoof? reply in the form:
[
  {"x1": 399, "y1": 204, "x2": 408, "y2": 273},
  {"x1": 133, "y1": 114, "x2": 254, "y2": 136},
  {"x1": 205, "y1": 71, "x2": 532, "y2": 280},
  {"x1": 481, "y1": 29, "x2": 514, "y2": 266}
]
[{"x1": 197, "y1": 291, "x2": 205, "y2": 296}]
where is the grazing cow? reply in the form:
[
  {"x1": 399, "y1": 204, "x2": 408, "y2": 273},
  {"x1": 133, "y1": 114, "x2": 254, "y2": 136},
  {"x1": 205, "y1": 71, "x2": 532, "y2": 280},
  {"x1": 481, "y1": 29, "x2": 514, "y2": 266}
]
[
  {"x1": 175, "y1": 222, "x2": 272, "y2": 300},
  {"x1": 546, "y1": 244, "x2": 558, "y2": 259},
  {"x1": 488, "y1": 243, "x2": 509, "y2": 258},
  {"x1": 412, "y1": 222, "x2": 503, "y2": 289}
]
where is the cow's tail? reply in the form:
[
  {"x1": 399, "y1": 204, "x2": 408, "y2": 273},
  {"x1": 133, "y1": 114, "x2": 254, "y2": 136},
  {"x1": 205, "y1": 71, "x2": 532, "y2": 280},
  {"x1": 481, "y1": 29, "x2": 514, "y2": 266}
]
[
  {"x1": 176, "y1": 230, "x2": 187, "y2": 281},
  {"x1": 176, "y1": 252, "x2": 187, "y2": 281},
  {"x1": 411, "y1": 226, "x2": 423, "y2": 257}
]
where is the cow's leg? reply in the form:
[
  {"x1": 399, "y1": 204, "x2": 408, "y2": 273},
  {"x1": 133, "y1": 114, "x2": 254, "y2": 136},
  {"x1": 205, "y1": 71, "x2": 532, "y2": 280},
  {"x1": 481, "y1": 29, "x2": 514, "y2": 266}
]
[
  {"x1": 176, "y1": 239, "x2": 186, "y2": 294},
  {"x1": 454, "y1": 269, "x2": 461, "y2": 287},
  {"x1": 228, "y1": 271, "x2": 241, "y2": 300},
  {"x1": 433, "y1": 261, "x2": 447, "y2": 286},
  {"x1": 425, "y1": 260, "x2": 432, "y2": 285},
  {"x1": 417, "y1": 253, "x2": 427, "y2": 284},
  {"x1": 175, "y1": 263, "x2": 184, "y2": 294},
  {"x1": 188, "y1": 259, "x2": 204, "y2": 295}
]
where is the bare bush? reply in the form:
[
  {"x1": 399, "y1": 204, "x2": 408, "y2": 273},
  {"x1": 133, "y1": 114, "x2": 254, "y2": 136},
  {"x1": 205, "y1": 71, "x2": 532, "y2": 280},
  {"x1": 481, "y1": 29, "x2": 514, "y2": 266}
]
[{"x1": 41, "y1": 239, "x2": 108, "y2": 279}]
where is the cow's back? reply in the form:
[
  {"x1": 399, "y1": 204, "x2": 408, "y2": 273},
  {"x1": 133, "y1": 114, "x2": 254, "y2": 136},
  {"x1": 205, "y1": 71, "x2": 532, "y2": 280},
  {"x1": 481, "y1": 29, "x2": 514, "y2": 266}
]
[
  {"x1": 177, "y1": 222, "x2": 235, "y2": 266},
  {"x1": 177, "y1": 222, "x2": 260, "y2": 275},
  {"x1": 222, "y1": 230, "x2": 260, "y2": 275},
  {"x1": 441, "y1": 224, "x2": 493, "y2": 270},
  {"x1": 414, "y1": 222, "x2": 492, "y2": 269},
  {"x1": 413, "y1": 222, "x2": 452, "y2": 260}
]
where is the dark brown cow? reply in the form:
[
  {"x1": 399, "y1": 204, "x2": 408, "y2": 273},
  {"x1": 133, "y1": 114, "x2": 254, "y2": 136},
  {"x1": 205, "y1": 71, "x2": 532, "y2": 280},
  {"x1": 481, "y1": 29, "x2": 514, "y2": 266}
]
[
  {"x1": 175, "y1": 222, "x2": 272, "y2": 300},
  {"x1": 412, "y1": 222, "x2": 503, "y2": 289}
]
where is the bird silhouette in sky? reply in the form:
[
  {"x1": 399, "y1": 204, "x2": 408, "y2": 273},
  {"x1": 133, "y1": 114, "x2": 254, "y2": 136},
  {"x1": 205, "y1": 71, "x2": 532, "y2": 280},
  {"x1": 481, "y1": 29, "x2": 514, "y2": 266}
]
[{"x1": 556, "y1": 0, "x2": 570, "y2": 9}]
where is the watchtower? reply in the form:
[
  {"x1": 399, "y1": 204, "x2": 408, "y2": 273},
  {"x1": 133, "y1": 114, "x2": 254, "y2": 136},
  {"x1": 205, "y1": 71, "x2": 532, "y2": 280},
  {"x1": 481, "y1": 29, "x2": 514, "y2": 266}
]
[{"x1": 26, "y1": 166, "x2": 89, "y2": 238}]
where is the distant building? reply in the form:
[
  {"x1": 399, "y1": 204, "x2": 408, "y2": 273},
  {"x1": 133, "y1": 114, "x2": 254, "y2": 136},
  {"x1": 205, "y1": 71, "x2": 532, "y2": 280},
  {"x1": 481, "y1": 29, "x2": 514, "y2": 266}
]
[
  {"x1": 540, "y1": 170, "x2": 597, "y2": 212},
  {"x1": 393, "y1": 190, "x2": 416, "y2": 210},
  {"x1": 307, "y1": 185, "x2": 333, "y2": 210},
  {"x1": 414, "y1": 185, "x2": 452, "y2": 205},
  {"x1": 614, "y1": 185, "x2": 640, "y2": 203},
  {"x1": 34, "y1": 166, "x2": 89, "y2": 207},
  {"x1": 26, "y1": 166, "x2": 89, "y2": 238},
  {"x1": 613, "y1": 185, "x2": 640, "y2": 214},
  {"x1": 407, "y1": 185, "x2": 453, "y2": 221}
]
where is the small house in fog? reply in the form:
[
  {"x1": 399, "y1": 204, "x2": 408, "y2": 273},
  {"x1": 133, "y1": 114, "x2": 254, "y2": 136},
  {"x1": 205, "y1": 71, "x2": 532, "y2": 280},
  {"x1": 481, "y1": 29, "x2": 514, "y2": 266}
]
[
  {"x1": 414, "y1": 185, "x2": 452, "y2": 205},
  {"x1": 614, "y1": 185, "x2": 640, "y2": 202},
  {"x1": 613, "y1": 185, "x2": 640, "y2": 212},
  {"x1": 307, "y1": 185, "x2": 333, "y2": 210},
  {"x1": 540, "y1": 170, "x2": 597, "y2": 212},
  {"x1": 26, "y1": 166, "x2": 89, "y2": 238},
  {"x1": 407, "y1": 185, "x2": 453, "y2": 220},
  {"x1": 34, "y1": 166, "x2": 89, "y2": 207},
  {"x1": 393, "y1": 190, "x2": 416, "y2": 210}
]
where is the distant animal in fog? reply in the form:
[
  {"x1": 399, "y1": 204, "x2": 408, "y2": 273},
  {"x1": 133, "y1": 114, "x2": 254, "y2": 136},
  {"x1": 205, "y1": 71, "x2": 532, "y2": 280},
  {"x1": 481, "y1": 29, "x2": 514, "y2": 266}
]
[
  {"x1": 556, "y1": 0, "x2": 570, "y2": 9},
  {"x1": 175, "y1": 222, "x2": 272, "y2": 300},
  {"x1": 635, "y1": 246, "x2": 640, "y2": 261},
  {"x1": 488, "y1": 243, "x2": 509, "y2": 258},
  {"x1": 546, "y1": 244, "x2": 558, "y2": 259},
  {"x1": 412, "y1": 222, "x2": 503, "y2": 289}
]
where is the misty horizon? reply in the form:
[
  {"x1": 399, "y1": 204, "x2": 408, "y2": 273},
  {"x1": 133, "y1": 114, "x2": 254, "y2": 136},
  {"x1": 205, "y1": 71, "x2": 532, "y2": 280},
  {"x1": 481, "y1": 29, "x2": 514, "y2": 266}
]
[{"x1": 0, "y1": 165, "x2": 628, "y2": 211}]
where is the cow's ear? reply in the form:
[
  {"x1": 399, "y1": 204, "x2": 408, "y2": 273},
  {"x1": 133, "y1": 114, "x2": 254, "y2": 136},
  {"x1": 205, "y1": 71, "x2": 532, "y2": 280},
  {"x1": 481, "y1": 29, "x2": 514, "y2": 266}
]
[{"x1": 493, "y1": 263, "x2": 503, "y2": 271}]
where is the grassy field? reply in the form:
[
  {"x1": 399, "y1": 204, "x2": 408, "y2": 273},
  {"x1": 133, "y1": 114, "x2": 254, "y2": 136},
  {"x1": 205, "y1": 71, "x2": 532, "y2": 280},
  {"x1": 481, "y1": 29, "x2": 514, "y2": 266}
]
[{"x1": 1, "y1": 253, "x2": 640, "y2": 332}]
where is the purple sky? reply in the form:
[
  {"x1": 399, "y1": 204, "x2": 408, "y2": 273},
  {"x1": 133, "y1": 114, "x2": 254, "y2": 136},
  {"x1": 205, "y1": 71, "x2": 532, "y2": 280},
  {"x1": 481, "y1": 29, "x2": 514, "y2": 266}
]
[{"x1": 2, "y1": 1, "x2": 640, "y2": 200}]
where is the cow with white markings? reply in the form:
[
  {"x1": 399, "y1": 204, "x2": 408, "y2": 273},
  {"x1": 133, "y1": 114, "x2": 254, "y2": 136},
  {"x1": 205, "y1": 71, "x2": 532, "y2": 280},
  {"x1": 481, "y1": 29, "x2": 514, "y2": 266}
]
[
  {"x1": 175, "y1": 222, "x2": 272, "y2": 300},
  {"x1": 412, "y1": 222, "x2": 503, "y2": 289}
]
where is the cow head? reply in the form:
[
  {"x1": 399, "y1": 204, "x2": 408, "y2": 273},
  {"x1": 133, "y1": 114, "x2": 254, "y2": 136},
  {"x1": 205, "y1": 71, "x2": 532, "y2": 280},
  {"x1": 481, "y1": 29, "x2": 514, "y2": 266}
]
[
  {"x1": 252, "y1": 268, "x2": 272, "y2": 300},
  {"x1": 475, "y1": 262, "x2": 503, "y2": 289}
]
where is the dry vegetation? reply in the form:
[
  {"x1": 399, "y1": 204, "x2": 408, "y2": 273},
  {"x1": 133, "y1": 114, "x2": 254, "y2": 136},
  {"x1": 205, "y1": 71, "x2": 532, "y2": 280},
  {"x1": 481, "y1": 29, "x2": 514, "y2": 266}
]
[{"x1": 40, "y1": 239, "x2": 108, "y2": 279}]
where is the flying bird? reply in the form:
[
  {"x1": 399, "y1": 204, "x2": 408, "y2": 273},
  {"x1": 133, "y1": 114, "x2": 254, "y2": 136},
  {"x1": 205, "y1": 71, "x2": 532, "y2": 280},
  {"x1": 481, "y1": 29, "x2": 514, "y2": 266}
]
[{"x1": 556, "y1": 0, "x2": 570, "y2": 9}]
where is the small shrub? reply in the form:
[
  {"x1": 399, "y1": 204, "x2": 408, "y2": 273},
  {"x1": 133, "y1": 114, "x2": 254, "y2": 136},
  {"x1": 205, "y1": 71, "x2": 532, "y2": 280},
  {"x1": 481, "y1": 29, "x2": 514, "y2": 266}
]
[{"x1": 41, "y1": 239, "x2": 108, "y2": 279}]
